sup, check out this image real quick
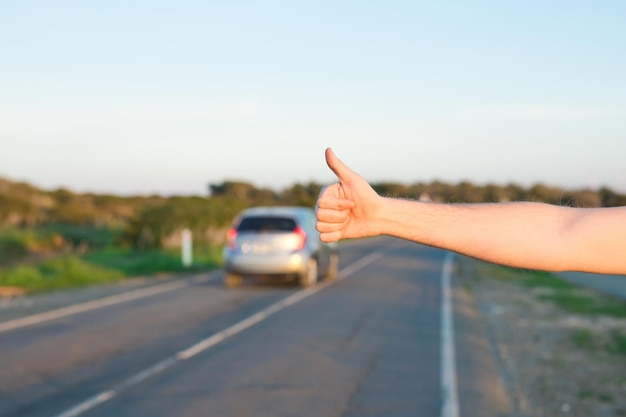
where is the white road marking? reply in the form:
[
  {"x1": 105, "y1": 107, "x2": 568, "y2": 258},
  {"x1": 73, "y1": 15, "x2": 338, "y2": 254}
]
[
  {"x1": 51, "y1": 245, "x2": 395, "y2": 417},
  {"x1": 55, "y1": 391, "x2": 115, "y2": 417},
  {"x1": 441, "y1": 251, "x2": 460, "y2": 417},
  {"x1": 0, "y1": 273, "x2": 219, "y2": 334}
]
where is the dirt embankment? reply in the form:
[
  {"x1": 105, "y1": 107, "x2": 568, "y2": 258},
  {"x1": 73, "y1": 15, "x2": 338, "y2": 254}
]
[{"x1": 461, "y1": 258, "x2": 626, "y2": 417}]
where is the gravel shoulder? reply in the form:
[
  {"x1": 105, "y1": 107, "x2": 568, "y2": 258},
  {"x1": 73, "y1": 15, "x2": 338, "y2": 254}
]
[{"x1": 458, "y1": 257, "x2": 626, "y2": 417}]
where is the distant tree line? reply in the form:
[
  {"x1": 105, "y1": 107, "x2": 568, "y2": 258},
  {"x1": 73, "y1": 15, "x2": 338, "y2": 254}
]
[
  {"x1": 1, "y1": 176, "x2": 625, "y2": 251},
  {"x1": 368, "y1": 180, "x2": 626, "y2": 208}
]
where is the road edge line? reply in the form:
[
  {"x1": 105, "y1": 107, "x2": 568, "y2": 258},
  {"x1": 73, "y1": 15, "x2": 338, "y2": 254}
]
[
  {"x1": 0, "y1": 273, "x2": 219, "y2": 334},
  {"x1": 441, "y1": 251, "x2": 460, "y2": 417}
]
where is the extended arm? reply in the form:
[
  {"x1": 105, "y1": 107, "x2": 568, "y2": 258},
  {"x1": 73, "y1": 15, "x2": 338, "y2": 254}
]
[{"x1": 316, "y1": 148, "x2": 626, "y2": 274}]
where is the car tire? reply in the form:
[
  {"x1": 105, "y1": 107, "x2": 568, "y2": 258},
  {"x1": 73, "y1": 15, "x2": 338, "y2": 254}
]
[
  {"x1": 298, "y1": 258, "x2": 318, "y2": 287},
  {"x1": 224, "y1": 273, "x2": 243, "y2": 288},
  {"x1": 326, "y1": 253, "x2": 339, "y2": 281}
]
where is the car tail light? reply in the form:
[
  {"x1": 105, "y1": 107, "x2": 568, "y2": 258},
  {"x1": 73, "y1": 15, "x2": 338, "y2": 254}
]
[
  {"x1": 293, "y1": 226, "x2": 307, "y2": 250},
  {"x1": 227, "y1": 228, "x2": 237, "y2": 249}
]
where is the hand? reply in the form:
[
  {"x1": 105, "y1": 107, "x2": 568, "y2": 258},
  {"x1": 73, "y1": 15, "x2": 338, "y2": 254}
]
[{"x1": 315, "y1": 148, "x2": 384, "y2": 242}]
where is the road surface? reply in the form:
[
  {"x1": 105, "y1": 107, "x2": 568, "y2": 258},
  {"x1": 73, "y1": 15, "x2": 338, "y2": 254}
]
[{"x1": 0, "y1": 237, "x2": 510, "y2": 417}]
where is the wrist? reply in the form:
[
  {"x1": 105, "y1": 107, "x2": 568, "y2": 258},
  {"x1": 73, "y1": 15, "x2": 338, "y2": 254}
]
[
  {"x1": 375, "y1": 197, "x2": 432, "y2": 240},
  {"x1": 370, "y1": 196, "x2": 402, "y2": 237}
]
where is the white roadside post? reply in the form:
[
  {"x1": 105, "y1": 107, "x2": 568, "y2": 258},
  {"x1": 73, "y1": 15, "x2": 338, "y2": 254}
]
[{"x1": 182, "y1": 228, "x2": 193, "y2": 268}]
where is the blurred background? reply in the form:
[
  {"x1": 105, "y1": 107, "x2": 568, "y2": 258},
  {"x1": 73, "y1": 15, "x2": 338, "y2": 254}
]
[
  {"x1": 2, "y1": 4, "x2": 626, "y2": 417},
  {"x1": 1, "y1": 0, "x2": 625, "y2": 290}
]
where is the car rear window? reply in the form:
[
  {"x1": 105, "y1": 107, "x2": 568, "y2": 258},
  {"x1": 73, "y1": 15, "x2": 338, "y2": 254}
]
[{"x1": 237, "y1": 216, "x2": 297, "y2": 232}]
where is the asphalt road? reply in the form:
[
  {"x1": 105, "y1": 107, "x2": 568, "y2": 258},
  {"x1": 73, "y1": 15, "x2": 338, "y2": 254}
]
[{"x1": 0, "y1": 237, "x2": 510, "y2": 417}]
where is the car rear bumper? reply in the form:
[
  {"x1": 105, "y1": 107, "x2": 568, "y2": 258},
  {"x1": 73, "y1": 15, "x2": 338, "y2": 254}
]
[{"x1": 224, "y1": 252, "x2": 307, "y2": 275}]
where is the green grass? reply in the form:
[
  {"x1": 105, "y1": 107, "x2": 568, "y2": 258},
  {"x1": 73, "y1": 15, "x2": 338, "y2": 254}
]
[
  {"x1": 520, "y1": 270, "x2": 574, "y2": 291},
  {"x1": 481, "y1": 263, "x2": 626, "y2": 318},
  {"x1": 0, "y1": 256, "x2": 123, "y2": 292},
  {"x1": 479, "y1": 262, "x2": 626, "y2": 359},
  {"x1": 538, "y1": 292, "x2": 626, "y2": 318},
  {"x1": 0, "y1": 244, "x2": 223, "y2": 293},
  {"x1": 572, "y1": 328, "x2": 597, "y2": 350},
  {"x1": 609, "y1": 330, "x2": 626, "y2": 355},
  {"x1": 83, "y1": 246, "x2": 222, "y2": 276},
  {"x1": 572, "y1": 327, "x2": 626, "y2": 357},
  {"x1": 578, "y1": 388, "x2": 615, "y2": 403},
  {"x1": 578, "y1": 389, "x2": 596, "y2": 400}
]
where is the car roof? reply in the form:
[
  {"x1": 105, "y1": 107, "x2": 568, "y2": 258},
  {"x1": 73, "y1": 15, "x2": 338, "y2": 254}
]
[{"x1": 238, "y1": 206, "x2": 314, "y2": 218}]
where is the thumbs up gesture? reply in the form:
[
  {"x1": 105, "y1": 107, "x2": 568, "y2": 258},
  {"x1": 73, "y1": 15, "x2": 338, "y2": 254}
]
[{"x1": 316, "y1": 148, "x2": 384, "y2": 242}]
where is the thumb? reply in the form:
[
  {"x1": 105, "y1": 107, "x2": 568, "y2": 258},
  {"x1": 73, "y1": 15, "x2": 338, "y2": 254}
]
[{"x1": 325, "y1": 148, "x2": 357, "y2": 184}]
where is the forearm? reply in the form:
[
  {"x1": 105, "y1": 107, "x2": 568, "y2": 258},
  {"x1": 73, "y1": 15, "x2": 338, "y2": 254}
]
[
  {"x1": 318, "y1": 148, "x2": 626, "y2": 274},
  {"x1": 375, "y1": 198, "x2": 626, "y2": 273}
]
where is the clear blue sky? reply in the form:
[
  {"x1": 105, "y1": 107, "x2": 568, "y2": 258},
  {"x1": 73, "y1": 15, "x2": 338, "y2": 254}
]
[{"x1": 1, "y1": 1, "x2": 625, "y2": 195}]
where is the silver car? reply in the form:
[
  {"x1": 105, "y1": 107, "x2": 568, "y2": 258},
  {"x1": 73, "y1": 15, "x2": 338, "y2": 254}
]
[{"x1": 222, "y1": 206, "x2": 339, "y2": 287}]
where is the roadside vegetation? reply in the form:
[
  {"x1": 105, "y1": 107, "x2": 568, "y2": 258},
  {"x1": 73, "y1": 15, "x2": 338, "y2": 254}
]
[
  {"x1": 0, "y1": 179, "x2": 323, "y2": 293},
  {"x1": 476, "y1": 264, "x2": 626, "y2": 357},
  {"x1": 478, "y1": 263, "x2": 626, "y2": 356},
  {"x1": 2, "y1": 175, "x2": 626, "y2": 294},
  {"x1": 464, "y1": 260, "x2": 626, "y2": 415},
  {"x1": 481, "y1": 265, "x2": 626, "y2": 319}
]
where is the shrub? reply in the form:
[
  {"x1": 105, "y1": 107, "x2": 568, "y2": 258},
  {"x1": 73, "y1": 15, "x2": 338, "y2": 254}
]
[{"x1": 0, "y1": 265, "x2": 44, "y2": 290}]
